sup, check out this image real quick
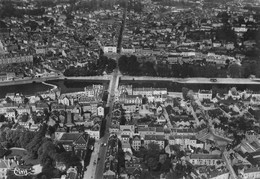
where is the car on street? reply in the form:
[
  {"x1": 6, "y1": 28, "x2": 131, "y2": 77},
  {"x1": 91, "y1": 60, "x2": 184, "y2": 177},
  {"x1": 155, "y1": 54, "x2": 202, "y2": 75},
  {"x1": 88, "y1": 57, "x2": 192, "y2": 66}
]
[{"x1": 210, "y1": 78, "x2": 217, "y2": 82}]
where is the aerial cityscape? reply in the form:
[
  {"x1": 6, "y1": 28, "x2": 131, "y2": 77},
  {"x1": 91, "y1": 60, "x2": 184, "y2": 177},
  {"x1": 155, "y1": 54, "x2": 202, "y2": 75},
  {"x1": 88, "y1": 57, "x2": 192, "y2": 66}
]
[{"x1": 0, "y1": 0, "x2": 260, "y2": 179}]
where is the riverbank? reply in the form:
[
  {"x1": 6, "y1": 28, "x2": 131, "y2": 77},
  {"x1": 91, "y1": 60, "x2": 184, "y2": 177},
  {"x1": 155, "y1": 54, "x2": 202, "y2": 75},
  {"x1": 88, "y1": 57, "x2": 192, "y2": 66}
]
[
  {"x1": 121, "y1": 76, "x2": 260, "y2": 85},
  {"x1": 1, "y1": 75, "x2": 260, "y2": 87},
  {"x1": 0, "y1": 75, "x2": 111, "y2": 87}
]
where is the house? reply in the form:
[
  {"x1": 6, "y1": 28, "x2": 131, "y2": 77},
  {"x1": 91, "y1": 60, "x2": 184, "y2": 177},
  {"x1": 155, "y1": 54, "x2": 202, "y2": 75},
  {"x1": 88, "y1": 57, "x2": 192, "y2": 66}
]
[
  {"x1": 165, "y1": 144, "x2": 177, "y2": 157},
  {"x1": 172, "y1": 128, "x2": 196, "y2": 136},
  {"x1": 121, "y1": 135, "x2": 130, "y2": 142},
  {"x1": 58, "y1": 96, "x2": 71, "y2": 106},
  {"x1": 118, "y1": 95, "x2": 142, "y2": 105},
  {"x1": 189, "y1": 154, "x2": 222, "y2": 166},
  {"x1": 168, "y1": 135, "x2": 202, "y2": 149},
  {"x1": 52, "y1": 104, "x2": 66, "y2": 112},
  {"x1": 125, "y1": 159, "x2": 142, "y2": 178},
  {"x1": 103, "y1": 170, "x2": 116, "y2": 179},
  {"x1": 13, "y1": 93, "x2": 24, "y2": 104},
  {"x1": 58, "y1": 133, "x2": 89, "y2": 160},
  {"x1": 133, "y1": 88, "x2": 153, "y2": 97},
  {"x1": 65, "y1": 111, "x2": 75, "y2": 128},
  {"x1": 5, "y1": 109, "x2": 16, "y2": 119},
  {"x1": 66, "y1": 105, "x2": 81, "y2": 114},
  {"x1": 16, "y1": 105, "x2": 31, "y2": 115},
  {"x1": 5, "y1": 93, "x2": 15, "y2": 101},
  {"x1": 144, "y1": 135, "x2": 165, "y2": 149},
  {"x1": 238, "y1": 166, "x2": 260, "y2": 179},
  {"x1": 121, "y1": 128, "x2": 132, "y2": 137},
  {"x1": 122, "y1": 141, "x2": 132, "y2": 154},
  {"x1": 118, "y1": 85, "x2": 133, "y2": 96},
  {"x1": 84, "y1": 86, "x2": 95, "y2": 97},
  {"x1": 39, "y1": 89, "x2": 60, "y2": 100},
  {"x1": 138, "y1": 127, "x2": 156, "y2": 138},
  {"x1": 198, "y1": 90, "x2": 213, "y2": 101},
  {"x1": 103, "y1": 46, "x2": 117, "y2": 53},
  {"x1": 208, "y1": 169, "x2": 230, "y2": 179},
  {"x1": 35, "y1": 102, "x2": 49, "y2": 112},
  {"x1": 66, "y1": 166, "x2": 78, "y2": 179},
  {"x1": 55, "y1": 127, "x2": 67, "y2": 140},
  {"x1": 120, "y1": 125, "x2": 135, "y2": 133},
  {"x1": 85, "y1": 129, "x2": 100, "y2": 140},
  {"x1": 85, "y1": 123, "x2": 100, "y2": 140},
  {"x1": 97, "y1": 106, "x2": 104, "y2": 117},
  {"x1": 132, "y1": 135, "x2": 141, "y2": 151},
  {"x1": 122, "y1": 104, "x2": 138, "y2": 113}
]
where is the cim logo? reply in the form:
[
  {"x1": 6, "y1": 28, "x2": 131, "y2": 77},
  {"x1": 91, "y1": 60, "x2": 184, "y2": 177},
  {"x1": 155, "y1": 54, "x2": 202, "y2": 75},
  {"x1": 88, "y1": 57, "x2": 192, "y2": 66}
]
[{"x1": 12, "y1": 166, "x2": 34, "y2": 177}]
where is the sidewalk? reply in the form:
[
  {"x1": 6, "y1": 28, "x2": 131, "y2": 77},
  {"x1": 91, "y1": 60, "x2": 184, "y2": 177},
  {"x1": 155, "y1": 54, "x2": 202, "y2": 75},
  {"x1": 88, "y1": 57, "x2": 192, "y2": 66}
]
[{"x1": 84, "y1": 141, "x2": 101, "y2": 179}]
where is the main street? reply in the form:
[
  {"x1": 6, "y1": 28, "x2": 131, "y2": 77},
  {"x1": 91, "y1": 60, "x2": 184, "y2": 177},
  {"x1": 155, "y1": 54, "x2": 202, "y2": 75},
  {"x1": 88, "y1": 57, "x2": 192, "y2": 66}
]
[
  {"x1": 93, "y1": 1, "x2": 128, "y2": 178},
  {"x1": 94, "y1": 69, "x2": 119, "y2": 179}
]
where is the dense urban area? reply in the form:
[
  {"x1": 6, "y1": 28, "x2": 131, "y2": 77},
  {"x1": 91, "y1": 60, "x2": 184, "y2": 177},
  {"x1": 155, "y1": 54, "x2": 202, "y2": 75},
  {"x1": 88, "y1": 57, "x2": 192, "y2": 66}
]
[{"x1": 0, "y1": 0, "x2": 260, "y2": 179}]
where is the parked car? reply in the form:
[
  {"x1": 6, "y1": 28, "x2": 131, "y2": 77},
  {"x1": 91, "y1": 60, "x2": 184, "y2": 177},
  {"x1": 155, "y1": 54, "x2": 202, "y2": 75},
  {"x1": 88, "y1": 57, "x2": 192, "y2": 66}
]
[{"x1": 210, "y1": 78, "x2": 217, "y2": 82}]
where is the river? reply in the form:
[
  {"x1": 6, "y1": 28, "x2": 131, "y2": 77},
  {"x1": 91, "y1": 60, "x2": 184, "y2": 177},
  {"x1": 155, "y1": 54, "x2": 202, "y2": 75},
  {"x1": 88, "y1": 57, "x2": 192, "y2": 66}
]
[
  {"x1": 1, "y1": 79, "x2": 260, "y2": 99},
  {"x1": 0, "y1": 80, "x2": 109, "y2": 99}
]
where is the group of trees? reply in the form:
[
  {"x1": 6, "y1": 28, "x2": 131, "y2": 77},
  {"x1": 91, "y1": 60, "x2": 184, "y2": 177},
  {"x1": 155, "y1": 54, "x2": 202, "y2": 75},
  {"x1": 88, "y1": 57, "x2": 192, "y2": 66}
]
[
  {"x1": 0, "y1": 1, "x2": 45, "y2": 18},
  {"x1": 0, "y1": 126, "x2": 35, "y2": 150},
  {"x1": 64, "y1": 56, "x2": 116, "y2": 77},
  {"x1": 118, "y1": 55, "x2": 228, "y2": 78},
  {"x1": 118, "y1": 54, "x2": 260, "y2": 78},
  {"x1": 0, "y1": 123, "x2": 82, "y2": 179}
]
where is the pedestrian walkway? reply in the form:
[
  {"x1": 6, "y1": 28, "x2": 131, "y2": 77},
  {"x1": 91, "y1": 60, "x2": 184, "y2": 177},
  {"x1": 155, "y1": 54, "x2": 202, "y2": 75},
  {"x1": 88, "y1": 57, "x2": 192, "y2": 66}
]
[{"x1": 84, "y1": 141, "x2": 101, "y2": 179}]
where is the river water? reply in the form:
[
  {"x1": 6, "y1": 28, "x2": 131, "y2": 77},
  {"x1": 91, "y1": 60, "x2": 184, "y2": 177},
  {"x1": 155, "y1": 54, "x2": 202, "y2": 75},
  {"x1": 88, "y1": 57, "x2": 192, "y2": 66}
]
[
  {"x1": 0, "y1": 80, "x2": 109, "y2": 98},
  {"x1": 0, "y1": 79, "x2": 260, "y2": 99}
]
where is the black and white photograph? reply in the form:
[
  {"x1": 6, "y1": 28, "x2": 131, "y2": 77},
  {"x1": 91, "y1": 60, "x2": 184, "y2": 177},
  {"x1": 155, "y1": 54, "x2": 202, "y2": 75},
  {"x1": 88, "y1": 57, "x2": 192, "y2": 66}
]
[{"x1": 0, "y1": 0, "x2": 260, "y2": 178}]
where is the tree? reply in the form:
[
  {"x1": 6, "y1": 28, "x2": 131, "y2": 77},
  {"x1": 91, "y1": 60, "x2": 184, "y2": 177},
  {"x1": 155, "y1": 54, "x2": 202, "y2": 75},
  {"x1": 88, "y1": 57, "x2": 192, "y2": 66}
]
[
  {"x1": 182, "y1": 87, "x2": 189, "y2": 100},
  {"x1": 160, "y1": 158, "x2": 172, "y2": 173},
  {"x1": 145, "y1": 143, "x2": 161, "y2": 171},
  {"x1": 228, "y1": 63, "x2": 242, "y2": 78},
  {"x1": 187, "y1": 90, "x2": 195, "y2": 100},
  {"x1": 147, "y1": 157, "x2": 158, "y2": 170},
  {"x1": 119, "y1": 115, "x2": 126, "y2": 125},
  {"x1": 19, "y1": 130, "x2": 35, "y2": 148},
  {"x1": 38, "y1": 139, "x2": 57, "y2": 167},
  {"x1": 26, "y1": 124, "x2": 48, "y2": 158},
  {"x1": 0, "y1": 115, "x2": 6, "y2": 122},
  {"x1": 55, "y1": 151, "x2": 82, "y2": 171},
  {"x1": 21, "y1": 113, "x2": 29, "y2": 122}
]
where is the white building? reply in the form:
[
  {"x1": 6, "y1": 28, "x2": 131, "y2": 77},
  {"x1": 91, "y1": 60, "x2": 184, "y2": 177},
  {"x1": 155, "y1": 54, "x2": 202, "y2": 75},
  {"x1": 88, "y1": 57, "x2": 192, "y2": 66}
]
[
  {"x1": 103, "y1": 46, "x2": 117, "y2": 53},
  {"x1": 144, "y1": 135, "x2": 165, "y2": 149},
  {"x1": 85, "y1": 129, "x2": 100, "y2": 140},
  {"x1": 197, "y1": 90, "x2": 212, "y2": 101},
  {"x1": 189, "y1": 154, "x2": 222, "y2": 166},
  {"x1": 238, "y1": 167, "x2": 260, "y2": 179},
  {"x1": 97, "y1": 106, "x2": 104, "y2": 117}
]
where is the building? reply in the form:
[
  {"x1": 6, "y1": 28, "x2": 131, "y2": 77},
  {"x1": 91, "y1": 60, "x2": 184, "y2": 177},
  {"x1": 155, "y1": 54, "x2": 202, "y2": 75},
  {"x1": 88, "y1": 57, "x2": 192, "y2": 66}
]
[
  {"x1": 118, "y1": 85, "x2": 133, "y2": 96},
  {"x1": 0, "y1": 158, "x2": 17, "y2": 179},
  {"x1": 97, "y1": 106, "x2": 104, "y2": 117},
  {"x1": 118, "y1": 95, "x2": 142, "y2": 105},
  {"x1": 58, "y1": 133, "x2": 89, "y2": 160},
  {"x1": 132, "y1": 135, "x2": 141, "y2": 151},
  {"x1": 198, "y1": 90, "x2": 213, "y2": 101},
  {"x1": 144, "y1": 135, "x2": 165, "y2": 149},
  {"x1": 0, "y1": 53, "x2": 33, "y2": 65},
  {"x1": 5, "y1": 109, "x2": 16, "y2": 119},
  {"x1": 238, "y1": 166, "x2": 260, "y2": 179},
  {"x1": 189, "y1": 154, "x2": 222, "y2": 166},
  {"x1": 168, "y1": 135, "x2": 203, "y2": 149},
  {"x1": 103, "y1": 46, "x2": 117, "y2": 53}
]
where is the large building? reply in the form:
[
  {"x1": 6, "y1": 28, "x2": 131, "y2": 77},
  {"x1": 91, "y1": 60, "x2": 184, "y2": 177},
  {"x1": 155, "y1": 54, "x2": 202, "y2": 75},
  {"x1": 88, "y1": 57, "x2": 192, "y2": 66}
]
[{"x1": 0, "y1": 53, "x2": 33, "y2": 65}]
